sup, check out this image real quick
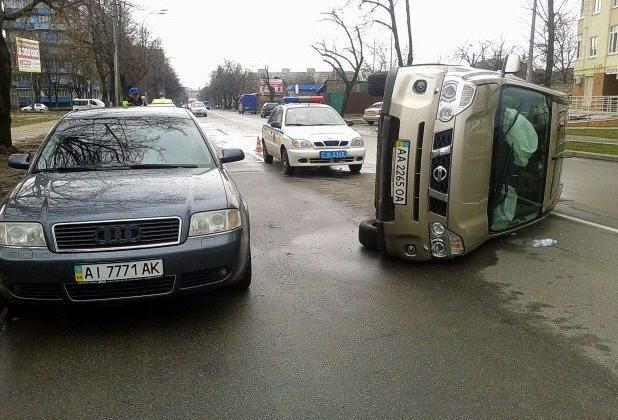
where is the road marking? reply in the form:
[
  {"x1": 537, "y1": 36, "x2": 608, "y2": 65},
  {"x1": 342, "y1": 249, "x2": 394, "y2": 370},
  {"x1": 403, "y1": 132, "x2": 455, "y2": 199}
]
[{"x1": 552, "y1": 212, "x2": 618, "y2": 234}]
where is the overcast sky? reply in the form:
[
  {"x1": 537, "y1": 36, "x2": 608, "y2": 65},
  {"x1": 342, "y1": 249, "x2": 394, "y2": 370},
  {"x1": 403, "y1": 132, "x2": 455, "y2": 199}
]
[{"x1": 133, "y1": 0, "x2": 577, "y2": 89}]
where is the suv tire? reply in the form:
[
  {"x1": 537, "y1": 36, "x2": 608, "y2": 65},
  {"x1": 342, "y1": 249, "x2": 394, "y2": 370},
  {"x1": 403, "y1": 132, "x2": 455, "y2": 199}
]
[{"x1": 359, "y1": 219, "x2": 378, "y2": 250}]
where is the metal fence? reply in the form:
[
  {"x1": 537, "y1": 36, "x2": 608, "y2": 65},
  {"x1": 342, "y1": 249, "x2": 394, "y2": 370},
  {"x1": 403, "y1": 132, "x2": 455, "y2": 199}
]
[{"x1": 569, "y1": 96, "x2": 618, "y2": 114}]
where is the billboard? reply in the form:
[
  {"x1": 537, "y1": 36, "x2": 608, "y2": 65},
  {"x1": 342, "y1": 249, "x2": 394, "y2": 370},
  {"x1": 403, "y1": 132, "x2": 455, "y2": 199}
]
[
  {"x1": 15, "y1": 37, "x2": 41, "y2": 73},
  {"x1": 258, "y1": 78, "x2": 284, "y2": 96}
]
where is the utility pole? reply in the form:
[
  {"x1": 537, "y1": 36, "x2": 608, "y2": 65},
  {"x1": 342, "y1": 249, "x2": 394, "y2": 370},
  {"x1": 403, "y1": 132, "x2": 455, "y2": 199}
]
[
  {"x1": 112, "y1": 0, "x2": 120, "y2": 106},
  {"x1": 527, "y1": 0, "x2": 537, "y2": 82}
]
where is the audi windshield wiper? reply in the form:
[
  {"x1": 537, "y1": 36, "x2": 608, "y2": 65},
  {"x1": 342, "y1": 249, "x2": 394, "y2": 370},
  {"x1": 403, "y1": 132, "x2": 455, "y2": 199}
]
[
  {"x1": 128, "y1": 163, "x2": 199, "y2": 169},
  {"x1": 36, "y1": 166, "x2": 105, "y2": 173}
]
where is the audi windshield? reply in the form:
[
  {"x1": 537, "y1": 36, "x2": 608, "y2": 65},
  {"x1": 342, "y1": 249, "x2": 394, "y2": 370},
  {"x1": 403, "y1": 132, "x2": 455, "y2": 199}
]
[{"x1": 34, "y1": 116, "x2": 215, "y2": 172}]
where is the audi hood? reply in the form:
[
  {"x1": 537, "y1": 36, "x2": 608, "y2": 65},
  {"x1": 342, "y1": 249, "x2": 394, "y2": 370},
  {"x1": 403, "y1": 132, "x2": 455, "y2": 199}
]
[{"x1": 0, "y1": 168, "x2": 230, "y2": 230}]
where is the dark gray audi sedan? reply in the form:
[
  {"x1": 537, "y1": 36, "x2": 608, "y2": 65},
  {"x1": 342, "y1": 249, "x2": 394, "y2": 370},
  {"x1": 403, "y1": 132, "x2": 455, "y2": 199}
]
[{"x1": 0, "y1": 107, "x2": 251, "y2": 303}]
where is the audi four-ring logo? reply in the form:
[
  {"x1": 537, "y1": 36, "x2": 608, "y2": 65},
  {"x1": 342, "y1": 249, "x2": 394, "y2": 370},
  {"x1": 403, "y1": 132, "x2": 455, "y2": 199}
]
[
  {"x1": 94, "y1": 225, "x2": 143, "y2": 245},
  {"x1": 432, "y1": 166, "x2": 448, "y2": 182}
]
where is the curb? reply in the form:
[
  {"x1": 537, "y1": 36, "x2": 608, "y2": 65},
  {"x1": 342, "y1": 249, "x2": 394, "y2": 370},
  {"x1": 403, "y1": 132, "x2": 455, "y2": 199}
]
[{"x1": 565, "y1": 150, "x2": 618, "y2": 162}]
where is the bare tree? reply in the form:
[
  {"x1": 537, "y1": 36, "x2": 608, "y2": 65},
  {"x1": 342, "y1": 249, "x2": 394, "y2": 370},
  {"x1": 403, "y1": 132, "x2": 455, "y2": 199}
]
[
  {"x1": 534, "y1": 0, "x2": 575, "y2": 84},
  {"x1": 360, "y1": 0, "x2": 413, "y2": 66},
  {"x1": 312, "y1": 9, "x2": 364, "y2": 116},
  {"x1": 261, "y1": 66, "x2": 275, "y2": 102}
]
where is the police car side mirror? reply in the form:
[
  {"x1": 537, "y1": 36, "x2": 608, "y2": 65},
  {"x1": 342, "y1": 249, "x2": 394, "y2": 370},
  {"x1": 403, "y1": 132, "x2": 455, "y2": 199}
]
[{"x1": 271, "y1": 121, "x2": 281, "y2": 129}]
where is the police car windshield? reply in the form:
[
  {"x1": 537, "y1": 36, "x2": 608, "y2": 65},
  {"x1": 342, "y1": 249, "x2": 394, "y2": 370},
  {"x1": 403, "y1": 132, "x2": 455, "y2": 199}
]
[{"x1": 285, "y1": 107, "x2": 345, "y2": 126}]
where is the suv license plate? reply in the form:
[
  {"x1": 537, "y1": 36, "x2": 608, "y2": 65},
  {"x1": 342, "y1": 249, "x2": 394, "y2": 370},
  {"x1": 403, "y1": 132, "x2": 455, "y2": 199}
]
[
  {"x1": 392, "y1": 140, "x2": 410, "y2": 205},
  {"x1": 320, "y1": 150, "x2": 347, "y2": 159},
  {"x1": 74, "y1": 259, "x2": 164, "y2": 283}
]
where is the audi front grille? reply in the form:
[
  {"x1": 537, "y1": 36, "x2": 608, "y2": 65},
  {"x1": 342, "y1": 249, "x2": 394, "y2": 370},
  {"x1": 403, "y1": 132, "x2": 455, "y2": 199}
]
[{"x1": 53, "y1": 217, "x2": 181, "y2": 252}]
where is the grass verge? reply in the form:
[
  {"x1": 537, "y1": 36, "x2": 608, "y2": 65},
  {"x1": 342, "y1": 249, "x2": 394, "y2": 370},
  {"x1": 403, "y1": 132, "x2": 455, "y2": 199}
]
[
  {"x1": 566, "y1": 128, "x2": 618, "y2": 139},
  {"x1": 565, "y1": 141, "x2": 618, "y2": 156},
  {"x1": 10, "y1": 111, "x2": 66, "y2": 128}
]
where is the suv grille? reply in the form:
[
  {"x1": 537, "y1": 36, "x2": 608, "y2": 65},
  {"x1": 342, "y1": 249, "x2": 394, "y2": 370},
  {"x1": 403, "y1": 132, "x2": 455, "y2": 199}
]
[
  {"x1": 53, "y1": 218, "x2": 181, "y2": 252},
  {"x1": 428, "y1": 129, "x2": 453, "y2": 217},
  {"x1": 433, "y1": 129, "x2": 453, "y2": 149},
  {"x1": 65, "y1": 276, "x2": 175, "y2": 301}
]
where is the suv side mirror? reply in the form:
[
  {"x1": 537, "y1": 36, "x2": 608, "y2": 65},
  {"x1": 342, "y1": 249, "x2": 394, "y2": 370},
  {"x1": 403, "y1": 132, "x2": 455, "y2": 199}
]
[
  {"x1": 220, "y1": 148, "x2": 245, "y2": 164},
  {"x1": 270, "y1": 121, "x2": 281, "y2": 129},
  {"x1": 8, "y1": 154, "x2": 30, "y2": 170},
  {"x1": 502, "y1": 54, "x2": 522, "y2": 76}
]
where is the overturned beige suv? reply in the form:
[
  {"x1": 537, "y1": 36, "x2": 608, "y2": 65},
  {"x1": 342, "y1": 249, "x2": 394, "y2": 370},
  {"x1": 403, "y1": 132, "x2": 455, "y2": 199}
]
[{"x1": 359, "y1": 55, "x2": 570, "y2": 260}]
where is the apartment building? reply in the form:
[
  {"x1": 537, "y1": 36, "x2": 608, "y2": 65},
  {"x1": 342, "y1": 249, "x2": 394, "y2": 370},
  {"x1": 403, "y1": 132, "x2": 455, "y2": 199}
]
[{"x1": 574, "y1": 0, "x2": 618, "y2": 97}]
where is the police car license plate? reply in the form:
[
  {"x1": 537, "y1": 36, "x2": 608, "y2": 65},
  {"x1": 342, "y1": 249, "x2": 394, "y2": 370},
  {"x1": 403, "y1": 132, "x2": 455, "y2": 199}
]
[
  {"x1": 392, "y1": 140, "x2": 410, "y2": 205},
  {"x1": 320, "y1": 150, "x2": 347, "y2": 159},
  {"x1": 74, "y1": 259, "x2": 163, "y2": 283}
]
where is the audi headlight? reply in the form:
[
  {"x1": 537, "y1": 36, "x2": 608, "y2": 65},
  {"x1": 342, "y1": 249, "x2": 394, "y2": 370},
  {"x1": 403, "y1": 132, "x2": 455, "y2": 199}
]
[
  {"x1": 350, "y1": 137, "x2": 364, "y2": 147},
  {"x1": 291, "y1": 139, "x2": 312, "y2": 148},
  {"x1": 189, "y1": 209, "x2": 241, "y2": 237},
  {"x1": 0, "y1": 222, "x2": 46, "y2": 247}
]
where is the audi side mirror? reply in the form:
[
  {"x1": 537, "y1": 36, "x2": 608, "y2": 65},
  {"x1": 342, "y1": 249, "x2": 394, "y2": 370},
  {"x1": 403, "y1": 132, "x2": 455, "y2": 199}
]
[
  {"x1": 8, "y1": 154, "x2": 30, "y2": 170},
  {"x1": 220, "y1": 148, "x2": 245, "y2": 164},
  {"x1": 346, "y1": 120, "x2": 355, "y2": 126}
]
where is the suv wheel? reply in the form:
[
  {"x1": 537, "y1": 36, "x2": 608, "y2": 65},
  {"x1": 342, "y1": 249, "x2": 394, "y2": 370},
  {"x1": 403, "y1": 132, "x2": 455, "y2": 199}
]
[
  {"x1": 359, "y1": 219, "x2": 378, "y2": 250},
  {"x1": 281, "y1": 148, "x2": 295, "y2": 175}
]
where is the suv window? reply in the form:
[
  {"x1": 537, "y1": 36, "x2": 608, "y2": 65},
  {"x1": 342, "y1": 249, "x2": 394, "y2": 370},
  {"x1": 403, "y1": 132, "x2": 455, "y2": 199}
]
[{"x1": 488, "y1": 86, "x2": 551, "y2": 232}]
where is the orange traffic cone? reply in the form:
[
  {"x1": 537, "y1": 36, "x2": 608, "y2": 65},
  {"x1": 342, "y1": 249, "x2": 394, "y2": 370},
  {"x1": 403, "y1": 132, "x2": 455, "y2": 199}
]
[{"x1": 256, "y1": 137, "x2": 262, "y2": 153}]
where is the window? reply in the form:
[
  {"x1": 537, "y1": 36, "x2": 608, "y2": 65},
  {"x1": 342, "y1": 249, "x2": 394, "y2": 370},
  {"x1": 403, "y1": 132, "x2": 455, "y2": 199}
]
[
  {"x1": 613, "y1": 0, "x2": 618, "y2": 7},
  {"x1": 35, "y1": 117, "x2": 214, "y2": 171},
  {"x1": 610, "y1": 26, "x2": 618, "y2": 53},
  {"x1": 590, "y1": 36, "x2": 599, "y2": 56},
  {"x1": 488, "y1": 86, "x2": 550, "y2": 232},
  {"x1": 576, "y1": 35, "x2": 582, "y2": 58},
  {"x1": 594, "y1": 0, "x2": 601, "y2": 13},
  {"x1": 284, "y1": 107, "x2": 346, "y2": 126}
]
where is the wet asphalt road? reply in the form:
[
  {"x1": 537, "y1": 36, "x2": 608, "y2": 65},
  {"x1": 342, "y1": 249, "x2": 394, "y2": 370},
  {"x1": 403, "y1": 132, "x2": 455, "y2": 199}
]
[{"x1": 1, "y1": 110, "x2": 617, "y2": 419}]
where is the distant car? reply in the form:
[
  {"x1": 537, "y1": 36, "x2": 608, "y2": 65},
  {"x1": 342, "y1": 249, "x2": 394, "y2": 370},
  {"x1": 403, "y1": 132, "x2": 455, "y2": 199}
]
[
  {"x1": 362, "y1": 102, "x2": 382, "y2": 125},
  {"x1": 203, "y1": 101, "x2": 211, "y2": 110},
  {"x1": 261, "y1": 103, "x2": 366, "y2": 175},
  {"x1": 149, "y1": 98, "x2": 175, "y2": 107},
  {"x1": 260, "y1": 102, "x2": 278, "y2": 118},
  {"x1": 1, "y1": 107, "x2": 251, "y2": 303},
  {"x1": 239, "y1": 94, "x2": 257, "y2": 114},
  {"x1": 21, "y1": 103, "x2": 48, "y2": 113},
  {"x1": 72, "y1": 98, "x2": 105, "y2": 111},
  {"x1": 189, "y1": 101, "x2": 208, "y2": 117}
]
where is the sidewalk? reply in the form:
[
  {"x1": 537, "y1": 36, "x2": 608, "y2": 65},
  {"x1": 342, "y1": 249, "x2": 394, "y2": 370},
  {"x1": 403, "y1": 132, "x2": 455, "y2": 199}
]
[{"x1": 10, "y1": 120, "x2": 58, "y2": 144}]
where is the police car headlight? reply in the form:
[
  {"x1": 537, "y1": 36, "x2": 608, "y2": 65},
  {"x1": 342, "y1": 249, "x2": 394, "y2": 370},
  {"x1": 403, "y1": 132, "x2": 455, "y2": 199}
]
[
  {"x1": 291, "y1": 139, "x2": 312, "y2": 148},
  {"x1": 350, "y1": 137, "x2": 364, "y2": 147},
  {"x1": 0, "y1": 222, "x2": 46, "y2": 247},
  {"x1": 189, "y1": 209, "x2": 241, "y2": 236}
]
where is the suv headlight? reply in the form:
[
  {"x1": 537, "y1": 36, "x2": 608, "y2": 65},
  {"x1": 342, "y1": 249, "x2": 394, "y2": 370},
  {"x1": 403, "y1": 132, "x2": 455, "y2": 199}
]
[
  {"x1": 189, "y1": 209, "x2": 241, "y2": 236},
  {"x1": 437, "y1": 76, "x2": 476, "y2": 122},
  {"x1": 0, "y1": 222, "x2": 46, "y2": 247},
  {"x1": 291, "y1": 139, "x2": 312, "y2": 148},
  {"x1": 350, "y1": 137, "x2": 364, "y2": 147}
]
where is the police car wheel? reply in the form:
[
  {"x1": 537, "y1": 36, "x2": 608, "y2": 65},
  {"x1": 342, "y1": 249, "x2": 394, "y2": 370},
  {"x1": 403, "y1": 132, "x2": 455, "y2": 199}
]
[
  {"x1": 359, "y1": 219, "x2": 378, "y2": 250},
  {"x1": 281, "y1": 148, "x2": 295, "y2": 175},
  {"x1": 349, "y1": 164, "x2": 362, "y2": 174},
  {"x1": 263, "y1": 140, "x2": 273, "y2": 164}
]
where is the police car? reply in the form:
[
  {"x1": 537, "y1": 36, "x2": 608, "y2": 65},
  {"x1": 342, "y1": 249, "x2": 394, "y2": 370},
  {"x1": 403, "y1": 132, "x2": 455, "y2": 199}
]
[{"x1": 261, "y1": 97, "x2": 366, "y2": 175}]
